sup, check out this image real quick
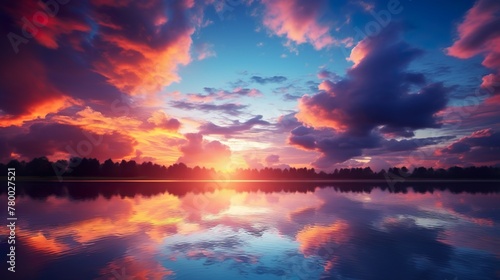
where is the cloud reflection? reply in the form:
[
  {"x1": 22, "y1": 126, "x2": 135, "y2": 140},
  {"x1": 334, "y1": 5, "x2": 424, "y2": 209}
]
[{"x1": 2, "y1": 183, "x2": 499, "y2": 279}]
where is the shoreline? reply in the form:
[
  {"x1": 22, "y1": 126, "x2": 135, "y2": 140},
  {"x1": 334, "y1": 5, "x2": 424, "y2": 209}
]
[{"x1": 3, "y1": 177, "x2": 500, "y2": 183}]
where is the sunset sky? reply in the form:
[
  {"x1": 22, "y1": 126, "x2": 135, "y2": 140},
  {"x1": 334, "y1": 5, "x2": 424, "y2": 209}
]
[{"x1": 1, "y1": 0, "x2": 499, "y2": 171}]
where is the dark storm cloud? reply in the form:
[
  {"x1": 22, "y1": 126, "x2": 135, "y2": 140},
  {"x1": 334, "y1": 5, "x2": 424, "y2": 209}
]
[
  {"x1": 291, "y1": 23, "x2": 451, "y2": 167},
  {"x1": 297, "y1": 23, "x2": 450, "y2": 136}
]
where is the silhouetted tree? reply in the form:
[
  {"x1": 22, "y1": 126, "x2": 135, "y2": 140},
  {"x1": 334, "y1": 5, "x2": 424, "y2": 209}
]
[
  {"x1": 3, "y1": 157, "x2": 500, "y2": 180},
  {"x1": 25, "y1": 157, "x2": 53, "y2": 176}
]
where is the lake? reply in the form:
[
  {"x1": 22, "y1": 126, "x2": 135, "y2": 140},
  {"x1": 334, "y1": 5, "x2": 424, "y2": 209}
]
[{"x1": 1, "y1": 181, "x2": 499, "y2": 280}]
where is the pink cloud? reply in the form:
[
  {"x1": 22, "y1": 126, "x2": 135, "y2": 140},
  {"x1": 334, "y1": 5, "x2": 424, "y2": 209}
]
[
  {"x1": 178, "y1": 133, "x2": 232, "y2": 170},
  {"x1": 145, "y1": 111, "x2": 181, "y2": 131},
  {"x1": 447, "y1": 0, "x2": 500, "y2": 93},
  {"x1": 261, "y1": 0, "x2": 338, "y2": 50},
  {"x1": 437, "y1": 128, "x2": 500, "y2": 165},
  {"x1": 89, "y1": 0, "x2": 209, "y2": 95},
  {"x1": 194, "y1": 42, "x2": 216, "y2": 60}
]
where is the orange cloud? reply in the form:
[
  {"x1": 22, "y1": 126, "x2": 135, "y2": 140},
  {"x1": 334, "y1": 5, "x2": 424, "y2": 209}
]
[
  {"x1": 178, "y1": 133, "x2": 232, "y2": 170},
  {"x1": 348, "y1": 39, "x2": 370, "y2": 66},
  {"x1": 50, "y1": 107, "x2": 184, "y2": 164},
  {"x1": 0, "y1": 51, "x2": 79, "y2": 127},
  {"x1": 296, "y1": 96, "x2": 346, "y2": 131},
  {"x1": 90, "y1": 0, "x2": 197, "y2": 95},
  {"x1": 296, "y1": 220, "x2": 349, "y2": 256},
  {"x1": 24, "y1": 231, "x2": 70, "y2": 255}
]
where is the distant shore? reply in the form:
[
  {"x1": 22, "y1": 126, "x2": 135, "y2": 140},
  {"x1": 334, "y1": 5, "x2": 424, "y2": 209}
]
[{"x1": 4, "y1": 177, "x2": 500, "y2": 183}]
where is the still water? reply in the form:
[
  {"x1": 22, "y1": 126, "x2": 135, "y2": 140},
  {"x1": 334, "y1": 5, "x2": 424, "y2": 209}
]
[{"x1": 1, "y1": 182, "x2": 499, "y2": 280}]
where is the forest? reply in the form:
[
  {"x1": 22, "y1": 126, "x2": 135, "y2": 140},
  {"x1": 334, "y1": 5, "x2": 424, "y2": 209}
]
[{"x1": 2, "y1": 156, "x2": 500, "y2": 180}]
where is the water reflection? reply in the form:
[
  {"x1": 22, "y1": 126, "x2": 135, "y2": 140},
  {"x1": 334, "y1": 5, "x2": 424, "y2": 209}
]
[{"x1": 1, "y1": 182, "x2": 499, "y2": 279}]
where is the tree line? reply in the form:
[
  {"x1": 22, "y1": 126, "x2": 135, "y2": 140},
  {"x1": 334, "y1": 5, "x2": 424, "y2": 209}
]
[
  {"x1": 2, "y1": 157, "x2": 500, "y2": 179},
  {"x1": 0, "y1": 157, "x2": 500, "y2": 180}
]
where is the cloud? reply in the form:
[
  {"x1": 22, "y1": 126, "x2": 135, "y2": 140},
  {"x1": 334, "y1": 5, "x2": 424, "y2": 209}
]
[
  {"x1": 177, "y1": 133, "x2": 231, "y2": 169},
  {"x1": 273, "y1": 81, "x2": 317, "y2": 101},
  {"x1": 312, "y1": 134, "x2": 380, "y2": 167},
  {"x1": 129, "y1": 150, "x2": 156, "y2": 163},
  {"x1": 447, "y1": 0, "x2": 500, "y2": 94},
  {"x1": 244, "y1": 154, "x2": 265, "y2": 169},
  {"x1": 199, "y1": 115, "x2": 270, "y2": 136},
  {"x1": 144, "y1": 111, "x2": 181, "y2": 131},
  {"x1": 170, "y1": 101, "x2": 248, "y2": 116},
  {"x1": 186, "y1": 87, "x2": 262, "y2": 102},
  {"x1": 317, "y1": 69, "x2": 339, "y2": 80},
  {"x1": 260, "y1": 0, "x2": 338, "y2": 50},
  {"x1": 3, "y1": 0, "x2": 90, "y2": 51},
  {"x1": 194, "y1": 42, "x2": 216, "y2": 60},
  {"x1": 275, "y1": 112, "x2": 302, "y2": 133},
  {"x1": 262, "y1": 154, "x2": 289, "y2": 169},
  {"x1": 0, "y1": 123, "x2": 136, "y2": 162},
  {"x1": 89, "y1": 0, "x2": 201, "y2": 95},
  {"x1": 0, "y1": 0, "x2": 210, "y2": 132},
  {"x1": 437, "y1": 128, "x2": 500, "y2": 164},
  {"x1": 265, "y1": 154, "x2": 280, "y2": 165},
  {"x1": 378, "y1": 126, "x2": 415, "y2": 138},
  {"x1": 250, "y1": 75, "x2": 287, "y2": 84},
  {"x1": 290, "y1": 24, "x2": 451, "y2": 167},
  {"x1": 0, "y1": 48, "x2": 78, "y2": 126},
  {"x1": 356, "y1": 1, "x2": 375, "y2": 12},
  {"x1": 288, "y1": 124, "x2": 453, "y2": 168},
  {"x1": 296, "y1": 24, "x2": 450, "y2": 136},
  {"x1": 2, "y1": 0, "x2": 206, "y2": 98},
  {"x1": 380, "y1": 136, "x2": 454, "y2": 153}
]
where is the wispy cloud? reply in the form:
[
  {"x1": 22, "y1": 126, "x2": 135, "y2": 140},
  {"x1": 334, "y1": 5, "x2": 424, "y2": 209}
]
[
  {"x1": 199, "y1": 115, "x2": 270, "y2": 136},
  {"x1": 171, "y1": 101, "x2": 248, "y2": 116},
  {"x1": 250, "y1": 75, "x2": 287, "y2": 84}
]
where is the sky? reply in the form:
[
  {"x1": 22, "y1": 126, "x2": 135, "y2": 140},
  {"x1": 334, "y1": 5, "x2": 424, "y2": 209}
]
[{"x1": 0, "y1": 0, "x2": 499, "y2": 172}]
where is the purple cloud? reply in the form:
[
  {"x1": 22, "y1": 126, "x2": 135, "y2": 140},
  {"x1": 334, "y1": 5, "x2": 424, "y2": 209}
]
[
  {"x1": 170, "y1": 101, "x2": 248, "y2": 116},
  {"x1": 250, "y1": 75, "x2": 288, "y2": 84},
  {"x1": 199, "y1": 115, "x2": 270, "y2": 136}
]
